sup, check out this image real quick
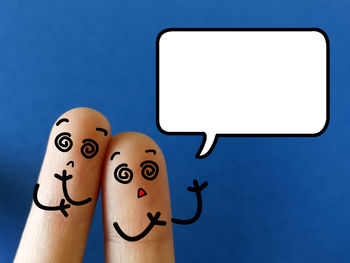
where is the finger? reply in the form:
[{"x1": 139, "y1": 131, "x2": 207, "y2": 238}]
[
  {"x1": 15, "y1": 107, "x2": 111, "y2": 263},
  {"x1": 102, "y1": 132, "x2": 175, "y2": 263}
]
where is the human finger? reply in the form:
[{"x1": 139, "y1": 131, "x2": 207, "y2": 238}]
[
  {"x1": 15, "y1": 107, "x2": 111, "y2": 263},
  {"x1": 102, "y1": 132, "x2": 175, "y2": 263}
]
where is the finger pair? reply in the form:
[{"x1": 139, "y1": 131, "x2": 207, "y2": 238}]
[{"x1": 15, "y1": 108, "x2": 175, "y2": 263}]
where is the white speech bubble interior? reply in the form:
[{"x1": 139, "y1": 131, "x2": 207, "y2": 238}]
[{"x1": 158, "y1": 30, "x2": 328, "y2": 157}]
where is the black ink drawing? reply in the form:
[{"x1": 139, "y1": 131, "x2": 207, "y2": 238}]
[
  {"x1": 113, "y1": 212, "x2": 167, "y2": 242},
  {"x1": 33, "y1": 118, "x2": 108, "y2": 217},
  {"x1": 33, "y1": 169, "x2": 92, "y2": 217},
  {"x1": 110, "y1": 150, "x2": 208, "y2": 242}
]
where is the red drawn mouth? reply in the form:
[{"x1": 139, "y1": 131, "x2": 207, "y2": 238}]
[{"x1": 137, "y1": 188, "x2": 147, "y2": 198}]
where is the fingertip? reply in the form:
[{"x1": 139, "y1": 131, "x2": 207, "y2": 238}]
[{"x1": 55, "y1": 107, "x2": 111, "y2": 128}]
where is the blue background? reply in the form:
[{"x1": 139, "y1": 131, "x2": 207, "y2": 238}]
[{"x1": 0, "y1": 0, "x2": 349, "y2": 262}]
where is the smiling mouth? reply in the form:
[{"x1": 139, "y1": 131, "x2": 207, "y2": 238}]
[
  {"x1": 66, "y1": 161, "x2": 74, "y2": 168},
  {"x1": 137, "y1": 188, "x2": 147, "y2": 198}
]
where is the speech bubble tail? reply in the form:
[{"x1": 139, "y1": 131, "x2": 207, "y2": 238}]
[{"x1": 196, "y1": 133, "x2": 218, "y2": 159}]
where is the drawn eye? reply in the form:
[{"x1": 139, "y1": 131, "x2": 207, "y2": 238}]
[
  {"x1": 81, "y1": 139, "x2": 99, "y2": 159},
  {"x1": 55, "y1": 132, "x2": 73, "y2": 152},
  {"x1": 140, "y1": 160, "x2": 159, "y2": 181},
  {"x1": 114, "y1": 164, "x2": 133, "y2": 184}
]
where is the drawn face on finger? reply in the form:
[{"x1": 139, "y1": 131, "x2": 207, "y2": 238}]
[
  {"x1": 111, "y1": 149, "x2": 159, "y2": 198},
  {"x1": 103, "y1": 132, "x2": 173, "y2": 242},
  {"x1": 108, "y1": 134, "x2": 165, "y2": 202},
  {"x1": 34, "y1": 108, "x2": 111, "y2": 217},
  {"x1": 53, "y1": 117, "x2": 109, "y2": 169}
]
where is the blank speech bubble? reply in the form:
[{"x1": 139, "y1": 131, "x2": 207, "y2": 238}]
[{"x1": 156, "y1": 28, "x2": 329, "y2": 159}]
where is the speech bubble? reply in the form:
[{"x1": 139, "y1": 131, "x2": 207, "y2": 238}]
[{"x1": 156, "y1": 28, "x2": 329, "y2": 159}]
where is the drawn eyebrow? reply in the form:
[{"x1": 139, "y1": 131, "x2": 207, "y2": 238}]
[
  {"x1": 110, "y1": 151, "x2": 120, "y2": 160},
  {"x1": 145, "y1": 149, "x2": 156, "y2": 155},
  {"x1": 56, "y1": 118, "x2": 69, "y2": 126},
  {"x1": 96, "y1": 128, "x2": 108, "y2": 136}
]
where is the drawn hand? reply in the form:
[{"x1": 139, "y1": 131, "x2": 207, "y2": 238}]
[{"x1": 188, "y1": 179, "x2": 208, "y2": 193}]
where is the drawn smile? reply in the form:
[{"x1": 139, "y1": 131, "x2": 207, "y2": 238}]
[
  {"x1": 33, "y1": 169, "x2": 92, "y2": 217},
  {"x1": 113, "y1": 211, "x2": 166, "y2": 242}
]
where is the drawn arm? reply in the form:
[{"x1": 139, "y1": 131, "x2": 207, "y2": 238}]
[
  {"x1": 54, "y1": 170, "x2": 92, "y2": 206},
  {"x1": 33, "y1": 183, "x2": 71, "y2": 217},
  {"x1": 171, "y1": 179, "x2": 208, "y2": 225}
]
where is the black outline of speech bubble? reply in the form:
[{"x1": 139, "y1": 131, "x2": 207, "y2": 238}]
[{"x1": 156, "y1": 28, "x2": 330, "y2": 159}]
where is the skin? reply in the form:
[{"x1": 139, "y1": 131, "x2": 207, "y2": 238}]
[
  {"x1": 15, "y1": 108, "x2": 111, "y2": 263},
  {"x1": 102, "y1": 132, "x2": 175, "y2": 263},
  {"x1": 15, "y1": 111, "x2": 189, "y2": 262}
]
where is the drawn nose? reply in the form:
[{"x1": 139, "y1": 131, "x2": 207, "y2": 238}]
[
  {"x1": 137, "y1": 188, "x2": 147, "y2": 198},
  {"x1": 66, "y1": 160, "x2": 74, "y2": 168}
]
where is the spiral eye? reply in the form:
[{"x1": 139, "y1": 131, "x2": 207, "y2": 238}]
[
  {"x1": 81, "y1": 139, "x2": 99, "y2": 159},
  {"x1": 140, "y1": 160, "x2": 159, "y2": 181},
  {"x1": 55, "y1": 132, "x2": 73, "y2": 152},
  {"x1": 114, "y1": 163, "x2": 133, "y2": 184}
]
